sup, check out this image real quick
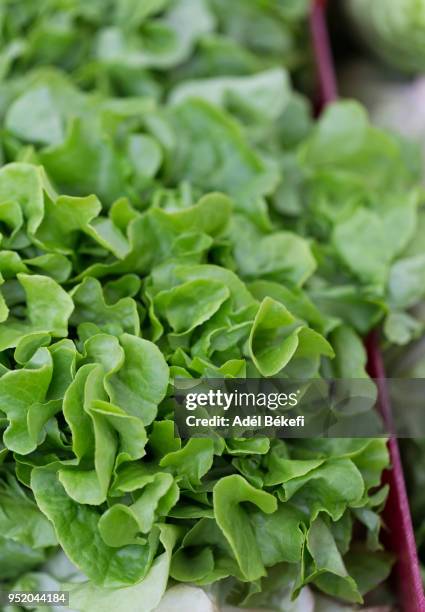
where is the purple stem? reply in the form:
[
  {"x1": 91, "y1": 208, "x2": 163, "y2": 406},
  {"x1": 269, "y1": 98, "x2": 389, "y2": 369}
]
[
  {"x1": 366, "y1": 331, "x2": 425, "y2": 612},
  {"x1": 310, "y1": 0, "x2": 338, "y2": 106}
]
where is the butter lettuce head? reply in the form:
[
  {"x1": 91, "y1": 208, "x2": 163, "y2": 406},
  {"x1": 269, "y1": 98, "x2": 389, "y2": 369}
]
[{"x1": 0, "y1": 144, "x2": 395, "y2": 610}]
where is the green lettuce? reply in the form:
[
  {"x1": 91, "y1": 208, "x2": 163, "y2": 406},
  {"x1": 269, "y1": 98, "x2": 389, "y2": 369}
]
[
  {"x1": 1, "y1": 1, "x2": 422, "y2": 610},
  {"x1": 0, "y1": 149, "x2": 395, "y2": 609}
]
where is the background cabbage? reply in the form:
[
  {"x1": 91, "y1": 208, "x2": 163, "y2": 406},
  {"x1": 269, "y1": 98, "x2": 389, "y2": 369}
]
[{"x1": 347, "y1": 0, "x2": 425, "y2": 74}]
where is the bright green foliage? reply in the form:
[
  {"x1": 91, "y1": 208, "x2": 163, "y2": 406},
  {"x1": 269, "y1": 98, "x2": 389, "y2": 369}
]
[
  {"x1": 2, "y1": 1, "x2": 424, "y2": 610},
  {"x1": 0, "y1": 135, "x2": 399, "y2": 607}
]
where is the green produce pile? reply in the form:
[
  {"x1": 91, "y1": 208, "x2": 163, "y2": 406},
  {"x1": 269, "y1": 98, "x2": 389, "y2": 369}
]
[
  {"x1": 0, "y1": 1, "x2": 425, "y2": 610},
  {"x1": 0, "y1": 0, "x2": 310, "y2": 95}
]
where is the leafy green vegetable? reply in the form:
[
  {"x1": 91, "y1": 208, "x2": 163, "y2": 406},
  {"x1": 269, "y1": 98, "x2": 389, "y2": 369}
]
[
  {"x1": 347, "y1": 0, "x2": 425, "y2": 75},
  {"x1": 1, "y1": 1, "x2": 419, "y2": 610}
]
